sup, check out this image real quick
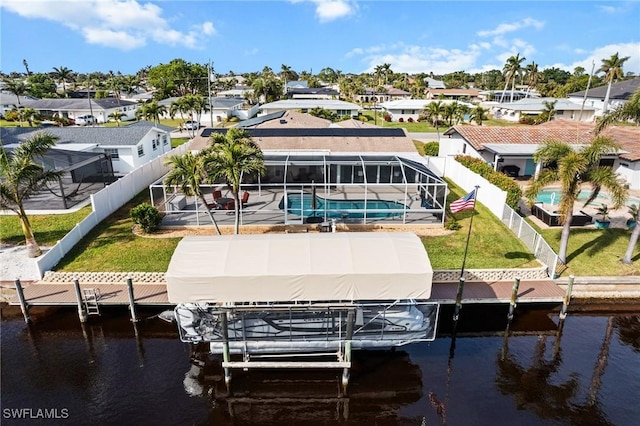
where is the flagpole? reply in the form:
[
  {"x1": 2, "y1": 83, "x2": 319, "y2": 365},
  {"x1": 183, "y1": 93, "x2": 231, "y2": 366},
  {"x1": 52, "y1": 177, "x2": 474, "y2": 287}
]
[{"x1": 459, "y1": 185, "x2": 480, "y2": 279}]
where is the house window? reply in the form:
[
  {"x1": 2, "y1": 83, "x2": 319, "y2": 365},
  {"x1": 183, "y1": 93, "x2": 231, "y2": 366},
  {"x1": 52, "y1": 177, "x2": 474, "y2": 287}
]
[
  {"x1": 401, "y1": 110, "x2": 405, "y2": 114},
  {"x1": 162, "y1": 135, "x2": 168, "y2": 145},
  {"x1": 137, "y1": 145, "x2": 144, "y2": 157},
  {"x1": 152, "y1": 139, "x2": 158, "y2": 151},
  {"x1": 105, "y1": 148, "x2": 119, "y2": 159}
]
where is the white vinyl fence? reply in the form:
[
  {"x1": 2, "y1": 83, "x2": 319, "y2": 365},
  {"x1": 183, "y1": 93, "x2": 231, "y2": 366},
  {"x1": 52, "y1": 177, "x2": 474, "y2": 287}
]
[
  {"x1": 427, "y1": 155, "x2": 558, "y2": 277},
  {"x1": 34, "y1": 141, "x2": 194, "y2": 278}
]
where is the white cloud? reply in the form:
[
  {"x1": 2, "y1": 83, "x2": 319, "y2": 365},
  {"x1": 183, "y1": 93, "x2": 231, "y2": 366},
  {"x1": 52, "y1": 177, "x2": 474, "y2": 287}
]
[
  {"x1": 598, "y1": 5, "x2": 622, "y2": 13},
  {"x1": 1, "y1": 0, "x2": 215, "y2": 50},
  {"x1": 244, "y1": 48, "x2": 259, "y2": 56},
  {"x1": 477, "y1": 17, "x2": 544, "y2": 37},
  {"x1": 351, "y1": 42, "x2": 483, "y2": 74},
  {"x1": 548, "y1": 42, "x2": 640, "y2": 75},
  {"x1": 292, "y1": 0, "x2": 356, "y2": 22}
]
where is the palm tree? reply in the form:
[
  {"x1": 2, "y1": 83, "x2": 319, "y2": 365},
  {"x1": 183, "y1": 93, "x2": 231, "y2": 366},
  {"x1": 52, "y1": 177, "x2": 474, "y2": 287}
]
[
  {"x1": 205, "y1": 128, "x2": 265, "y2": 234},
  {"x1": 422, "y1": 101, "x2": 445, "y2": 141},
  {"x1": 135, "y1": 100, "x2": 167, "y2": 125},
  {"x1": 18, "y1": 107, "x2": 38, "y2": 127},
  {"x1": 0, "y1": 133, "x2": 63, "y2": 257},
  {"x1": 500, "y1": 53, "x2": 526, "y2": 103},
  {"x1": 469, "y1": 105, "x2": 488, "y2": 125},
  {"x1": 595, "y1": 87, "x2": 640, "y2": 133},
  {"x1": 108, "y1": 110, "x2": 125, "y2": 126},
  {"x1": 3, "y1": 79, "x2": 27, "y2": 106},
  {"x1": 51, "y1": 66, "x2": 74, "y2": 98},
  {"x1": 444, "y1": 102, "x2": 460, "y2": 126},
  {"x1": 524, "y1": 136, "x2": 627, "y2": 264},
  {"x1": 598, "y1": 53, "x2": 630, "y2": 113},
  {"x1": 594, "y1": 87, "x2": 640, "y2": 264},
  {"x1": 163, "y1": 152, "x2": 221, "y2": 235},
  {"x1": 524, "y1": 61, "x2": 541, "y2": 96},
  {"x1": 542, "y1": 100, "x2": 557, "y2": 122}
]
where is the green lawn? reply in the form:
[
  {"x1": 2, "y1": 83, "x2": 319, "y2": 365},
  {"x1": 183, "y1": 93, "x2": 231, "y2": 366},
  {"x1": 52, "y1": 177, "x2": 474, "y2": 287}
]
[
  {"x1": 0, "y1": 207, "x2": 92, "y2": 246},
  {"x1": 3, "y1": 183, "x2": 638, "y2": 276},
  {"x1": 171, "y1": 137, "x2": 190, "y2": 148}
]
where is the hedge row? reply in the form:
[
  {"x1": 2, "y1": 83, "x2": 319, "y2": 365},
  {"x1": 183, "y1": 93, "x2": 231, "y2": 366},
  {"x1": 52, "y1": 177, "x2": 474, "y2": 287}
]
[{"x1": 454, "y1": 155, "x2": 523, "y2": 208}]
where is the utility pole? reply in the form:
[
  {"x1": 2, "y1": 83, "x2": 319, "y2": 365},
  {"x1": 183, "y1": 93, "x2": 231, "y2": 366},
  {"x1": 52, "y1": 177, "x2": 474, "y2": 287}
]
[{"x1": 208, "y1": 60, "x2": 214, "y2": 127}]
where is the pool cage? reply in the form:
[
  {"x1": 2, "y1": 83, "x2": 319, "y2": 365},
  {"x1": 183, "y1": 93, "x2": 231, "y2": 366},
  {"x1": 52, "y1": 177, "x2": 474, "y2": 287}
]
[{"x1": 150, "y1": 153, "x2": 448, "y2": 226}]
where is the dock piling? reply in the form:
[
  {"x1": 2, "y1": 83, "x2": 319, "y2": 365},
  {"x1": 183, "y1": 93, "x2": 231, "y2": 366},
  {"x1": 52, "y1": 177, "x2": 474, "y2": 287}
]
[
  {"x1": 126, "y1": 277, "x2": 138, "y2": 322},
  {"x1": 342, "y1": 309, "x2": 355, "y2": 395},
  {"x1": 453, "y1": 277, "x2": 466, "y2": 321},
  {"x1": 559, "y1": 275, "x2": 574, "y2": 320},
  {"x1": 73, "y1": 278, "x2": 88, "y2": 323},
  {"x1": 14, "y1": 278, "x2": 30, "y2": 323},
  {"x1": 220, "y1": 311, "x2": 232, "y2": 389},
  {"x1": 507, "y1": 277, "x2": 521, "y2": 321}
]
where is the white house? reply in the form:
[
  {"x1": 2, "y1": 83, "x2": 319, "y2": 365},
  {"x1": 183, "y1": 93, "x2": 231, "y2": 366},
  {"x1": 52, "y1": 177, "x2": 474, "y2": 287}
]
[
  {"x1": 490, "y1": 98, "x2": 596, "y2": 122},
  {"x1": 440, "y1": 120, "x2": 640, "y2": 189},
  {"x1": 0, "y1": 92, "x2": 39, "y2": 117},
  {"x1": 380, "y1": 99, "x2": 475, "y2": 122},
  {"x1": 568, "y1": 77, "x2": 640, "y2": 117},
  {"x1": 21, "y1": 98, "x2": 140, "y2": 123},
  {"x1": 258, "y1": 99, "x2": 361, "y2": 118},
  {"x1": 0, "y1": 121, "x2": 173, "y2": 176}
]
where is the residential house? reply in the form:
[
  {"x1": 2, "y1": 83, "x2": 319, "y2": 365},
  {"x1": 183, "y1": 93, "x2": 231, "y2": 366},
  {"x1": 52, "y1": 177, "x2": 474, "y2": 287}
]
[
  {"x1": 0, "y1": 92, "x2": 39, "y2": 117},
  {"x1": 287, "y1": 87, "x2": 339, "y2": 100},
  {"x1": 425, "y1": 88, "x2": 480, "y2": 101},
  {"x1": 441, "y1": 120, "x2": 640, "y2": 189},
  {"x1": 0, "y1": 121, "x2": 173, "y2": 176},
  {"x1": 380, "y1": 99, "x2": 475, "y2": 122},
  {"x1": 424, "y1": 77, "x2": 446, "y2": 89},
  {"x1": 568, "y1": 78, "x2": 640, "y2": 116},
  {"x1": 20, "y1": 98, "x2": 140, "y2": 123},
  {"x1": 258, "y1": 99, "x2": 361, "y2": 118},
  {"x1": 490, "y1": 98, "x2": 596, "y2": 122},
  {"x1": 478, "y1": 90, "x2": 535, "y2": 102},
  {"x1": 354, "y1": 86, "x2": 411, "y2": 103}
]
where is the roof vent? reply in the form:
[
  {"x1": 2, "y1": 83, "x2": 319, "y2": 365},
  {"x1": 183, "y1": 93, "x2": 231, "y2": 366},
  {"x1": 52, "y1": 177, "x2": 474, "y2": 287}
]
[{"x1": 279, "y1": 119, "x2": 287, "y2": 124}]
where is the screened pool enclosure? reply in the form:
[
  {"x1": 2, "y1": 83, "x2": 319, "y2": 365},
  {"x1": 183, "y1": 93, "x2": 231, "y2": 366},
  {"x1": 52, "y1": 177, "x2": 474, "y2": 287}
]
[{"x1": 151, "y1": 153, "x2": 448, "y2": 226}]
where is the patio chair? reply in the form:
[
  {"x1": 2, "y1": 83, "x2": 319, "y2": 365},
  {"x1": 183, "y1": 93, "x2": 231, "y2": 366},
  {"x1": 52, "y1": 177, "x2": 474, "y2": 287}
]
[
  {"x1": 212, "y1": 189, "x2": 222, "y2": 202},
  {"x1": 241, "y1": 191, "x2": 250, "y2": 207}
]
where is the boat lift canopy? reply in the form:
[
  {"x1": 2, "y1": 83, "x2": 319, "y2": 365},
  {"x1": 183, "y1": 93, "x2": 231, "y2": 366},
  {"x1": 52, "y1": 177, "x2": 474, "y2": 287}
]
[{"x1": 166, "y1": 232, "x2": 433, "y2": 303}]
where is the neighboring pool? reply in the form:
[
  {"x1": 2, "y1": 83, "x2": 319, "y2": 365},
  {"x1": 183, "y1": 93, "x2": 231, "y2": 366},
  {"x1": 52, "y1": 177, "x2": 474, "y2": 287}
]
[
  {"x1": 536, "y1": 188, "x2": 640, "y2": 206},
  {"x1": 279, "y1": 194, "x2": 407, "y2": 219}
]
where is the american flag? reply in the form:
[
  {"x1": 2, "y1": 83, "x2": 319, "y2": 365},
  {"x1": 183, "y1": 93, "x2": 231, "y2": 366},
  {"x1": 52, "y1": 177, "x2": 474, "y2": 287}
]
[{"x1": 450, "y1": 189, "x2": 476, "y2": 213}]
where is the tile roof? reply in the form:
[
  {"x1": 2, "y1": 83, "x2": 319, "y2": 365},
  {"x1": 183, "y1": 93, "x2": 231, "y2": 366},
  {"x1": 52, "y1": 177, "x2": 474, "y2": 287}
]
[{"x1": 446, "y1": 120, "x2": 640, "y2": 161}]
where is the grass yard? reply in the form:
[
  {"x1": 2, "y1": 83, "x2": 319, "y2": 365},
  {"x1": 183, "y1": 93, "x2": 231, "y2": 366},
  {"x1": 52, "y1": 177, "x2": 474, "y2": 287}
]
[
  {"x1": 56, "y1": 192, "x2": 180, "y2": 272},
  {"x1": 171, "y1": 137, "x2": 190, "y2": 148},
  {"x1": 426, "y1": 182, "x2": 539, "y2": 270},
  {"x1": 0, "y1": 206, "x2": 92, "y2": 246},
  {"x1": 537, "y1": 226, "x2": 640, "y2": 277}
]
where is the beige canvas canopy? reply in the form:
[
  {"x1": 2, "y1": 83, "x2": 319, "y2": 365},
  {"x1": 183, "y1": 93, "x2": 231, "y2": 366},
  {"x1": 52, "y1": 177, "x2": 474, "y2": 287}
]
[{"x1": 166, "y1": 232, "x2": 433, "y2": 303}]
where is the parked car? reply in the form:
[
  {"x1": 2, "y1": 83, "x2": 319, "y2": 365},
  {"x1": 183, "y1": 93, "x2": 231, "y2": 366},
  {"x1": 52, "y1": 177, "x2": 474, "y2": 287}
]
[
  {"x1": 76, "y1": 115, "x2": 97, "y2": 126},
  {"x1": 184, "y1": 120, "x2": 200, "y2": 130}
]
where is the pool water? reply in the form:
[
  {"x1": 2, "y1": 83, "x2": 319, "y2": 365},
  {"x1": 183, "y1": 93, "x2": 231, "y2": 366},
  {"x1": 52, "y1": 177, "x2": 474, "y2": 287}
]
[
  {"x1": 536, "y1": 188, "x2": 640, "y2": 206},
  {"x1": 279, "y1": 193, "x2": 406, "y2": 219}
]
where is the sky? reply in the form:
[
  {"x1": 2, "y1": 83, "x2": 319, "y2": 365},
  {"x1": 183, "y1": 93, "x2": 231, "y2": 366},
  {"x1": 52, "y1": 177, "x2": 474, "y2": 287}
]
[{"x1": 1, "y1": 0, "x2": 639, "y2": 77}]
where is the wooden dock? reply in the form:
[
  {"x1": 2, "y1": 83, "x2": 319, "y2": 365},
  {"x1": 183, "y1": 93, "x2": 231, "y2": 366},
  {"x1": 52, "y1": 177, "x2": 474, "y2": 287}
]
[{"x1": 6, "y1": 279, "x2": 564, "y2": 307}]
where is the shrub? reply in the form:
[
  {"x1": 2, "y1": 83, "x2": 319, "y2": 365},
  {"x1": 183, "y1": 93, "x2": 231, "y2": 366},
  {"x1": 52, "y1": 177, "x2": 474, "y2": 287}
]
[
  {"x1": 407, "y1": 117, "x2": 414, "y2": 123},
  {"x1": 4, "y1": 110, "x2": 19, "y2": 121},
  {"x1": 130, "y1": 203, "x2": 162, "y2": 233},
  {"x1": 383, "y1": 112, "x2": 392, "y2": 122},
  {"x1": 398, "y1": 117, "x2": 404, "y2": 122},
  {"x1": 454, "y1": 155, "x2": 523, "y2": 209},
  {"x1": 424, "y1": 142, "x2": 439, "y2": 156},
  {"x1": 444, "y1": 218, "x2": 462, "y2": 230}
]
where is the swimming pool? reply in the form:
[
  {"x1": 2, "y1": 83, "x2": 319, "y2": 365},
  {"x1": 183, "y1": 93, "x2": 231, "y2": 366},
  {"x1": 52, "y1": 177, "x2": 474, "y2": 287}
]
[
  {"x1": 536, "y1": 188, "x2": 640, "y2": 206},
  {"x1": 279, "y1": 194, "x2": 407, "y2": 219}
]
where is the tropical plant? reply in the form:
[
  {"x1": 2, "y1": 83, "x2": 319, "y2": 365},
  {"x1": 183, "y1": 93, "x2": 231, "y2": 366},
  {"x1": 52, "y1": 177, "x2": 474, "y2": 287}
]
[
  {"x1": 130, "y1": 203, "x2": 162, "y2": 233},
  {"x1": 17, "y1": 107, "x2": 38, "y2": 127},
  {"x1": 524, "y1": 136, "x2": 628, "y2": 264},
  {"x1": 108, "y1": 110, "x2": 125, "y2": 126},
  {"x1": 205, "y1": 128, "x2": 265, "y2": 234},
  {"x1": 540, "y1": 100, "x2": 557, "y2": 123},
  {"x1": 626, "y1": 204, "x2": 638, "y2": 227},
  {"x1": 500, "y1": 53, "x2": 526, "y2": 103},
  {"x1": 595, "y1": 87, "x2": 640, "y2": 133},
  {"x1": 135, "y1": 100, "x2": 167, "y2": 125},
  {"x1": 163, "y1": 151, "x2": 221, "y2": 234},
  {"x1": 598, "y1": 52, "x2": 630, "y2": 113},
  {"x1": 0, "y1": 133, "x2": 63, "y2": 257},
  {"x1": 2, "y1": 79, "x2": 29, "y2": 125},
  {"x1": 422, "y1": 101, "x2": 445, "y2": 141},
  {"x1": 51, "y1": 66, "x2": 74, "y2": 98},
  {"x1": 595, "y1": 204, "x2": 610, "y2": 222},
  {"x1": 469, "y1": 105, "x2": 488, "y2": 125}
]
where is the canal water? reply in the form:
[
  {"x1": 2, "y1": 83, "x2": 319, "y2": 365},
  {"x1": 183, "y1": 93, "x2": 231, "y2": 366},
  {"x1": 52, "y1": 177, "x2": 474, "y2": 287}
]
[{"x1": 1, "y1": 303, "x2": 639, "y2": 425}]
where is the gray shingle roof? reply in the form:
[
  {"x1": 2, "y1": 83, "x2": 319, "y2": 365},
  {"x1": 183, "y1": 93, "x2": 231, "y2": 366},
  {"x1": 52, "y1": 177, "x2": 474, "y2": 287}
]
[
  {"x1": 21, "y1": 98, "x2": 138, "y2": 111},
  {"x1": 569, "y1": 78, "x2": 640, "y2": 100},
  {"x1": 0, "y1": 121, "x2": 165, "y2": 146}
]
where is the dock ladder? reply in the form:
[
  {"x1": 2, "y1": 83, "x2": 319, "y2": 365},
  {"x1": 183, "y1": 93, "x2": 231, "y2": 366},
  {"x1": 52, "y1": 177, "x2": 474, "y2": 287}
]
[{"x1": 82, "y1": 288, "x2": 101, "y2": 316}]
